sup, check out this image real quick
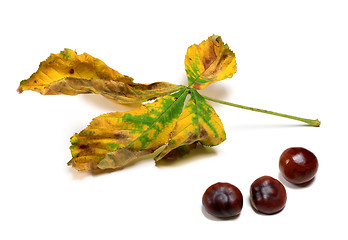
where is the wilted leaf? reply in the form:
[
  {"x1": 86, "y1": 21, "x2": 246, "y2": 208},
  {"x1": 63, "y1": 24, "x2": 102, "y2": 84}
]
[
  {"x1": 39, "y1": 77, "x2": 184, "y2": 104},
  {"x1": 155, "y1": 142, "x2": 199, "y2": 163},
  {"x1": 18, "y1": 48, "x2": 133, "y2": 93},
  {"x1": 185, "y1": 35, "x2": 237, "y2": 90},
  {"x1": 17, "y1": 49, "x2": 181, "y2": 103},
  {"x1": 69, "y1": 90, "x2": 189, "y2": 171},
  {"x1": 18, "y1": 36, "x2": 247, "y2": 173},
  {"x1": 155, "y1": 89, "x2": 226, "y2": 161}
]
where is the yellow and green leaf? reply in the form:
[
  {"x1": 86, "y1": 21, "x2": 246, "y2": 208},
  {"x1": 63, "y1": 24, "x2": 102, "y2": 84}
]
[
  {"x1": 18, "y1": 48, "x2": 181, "y2": 103},
  {"x1": 18, "y1": 48, "x2": 133, "y2": 92},
  {"x1": 69, "y1": 89, "x2": 189, "y2": 171},
  {"x1": 19, "y1": 36, "x2": 237, "y2": 172},
  {"x1": 185, "y1": 35, "x2": 237, "y2": 90},
  {"x1": 155, "y1": 89, "x2": 226, "y2": 161}
]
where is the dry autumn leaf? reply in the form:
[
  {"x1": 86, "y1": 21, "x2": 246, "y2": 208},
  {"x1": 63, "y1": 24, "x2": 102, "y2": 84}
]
[
  {"x1": 38, "y1": 77, "x2": 183, "y2": 104},
  {"x1": 185, "y1": 35, "x2": 237, "y2": 90},
  {"x1": 18, "y1": 35, "x2": 320, "y2": 172},
  {"x1": 18, "y1": 48, "x2": 133, "y2": 92},
  {"x1": 17, "y1": 48, "x2": 182, "y2": 104},
  {"x1": 69, "y1": 90, "x2": 189, "y2": 171}
]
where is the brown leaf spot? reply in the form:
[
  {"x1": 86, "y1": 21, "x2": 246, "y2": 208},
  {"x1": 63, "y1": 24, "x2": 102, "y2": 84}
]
[
  {"x1": 199, "y1": 124, "x2": 208, "y2": 139},
  {"x1": 78, "y1": 144, "x2": 89, "y2": 149},
  {"x1": 203, "y1": 58, "x2": 213, "y2": 69},
  {"x1": 114, "y1": 132, "x2": 127, "y2": 139},
  {"x1": 174, "y1": 97, "x2": 178, "y2": 101},
  {"x1": 118, "y1": 85, "x2": 125, "y2": 92},
  {"x1": 202, "y1": 43, "x2": 217, "y2": 69},
  {"x1": 193, "y1": 99, "x2": 196, "y2": 105},
  {"x1": 17, "y1": 86, "x2": 23, "y2": 93},
  {"x1": 146, "y1": 82, "x2": 161, "y2": 90},
  {"x1": 147, "y1": 97, "x2": 157, "y2": 101},
  {"x1": 160, "y1": 142, "x2": 198, "y2": 162},
  {"x1": 69, "y1": 69, "x2": 75, "y2": 74},
  {"x1": 184, "y1": 133, "x2": 198, "y2": 144}
]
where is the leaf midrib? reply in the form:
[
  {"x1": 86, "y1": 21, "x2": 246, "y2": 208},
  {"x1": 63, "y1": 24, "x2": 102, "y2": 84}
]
[{"x1": 124, "y1": 89, "x2": 188, "y2": 149}]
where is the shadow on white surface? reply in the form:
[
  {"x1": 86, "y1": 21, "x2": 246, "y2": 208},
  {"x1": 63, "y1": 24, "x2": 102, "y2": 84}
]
[
  {"x1": 80, "y1": 94, "x2": 141, "y2": 112},
  {"x1": 278, "y1": 172, "x2": 316, "y2": 189},
  {"x1": 198, "y1": 82, "x2": 231, "y2": 102},
  {"x1": 156, "y1": 145, "x2": 217, "y2": 168},
  {"x1": 67, "y1": 157, "x2": 154, "y2": 180},
  {"x1": 67, "y1": 145, "x2": 219, "y2": 179},
  {"x1": 177, "y1": 72, "x2": 232, "y2": 101},
  {"x1": 68, "y1": 167, "x2": 90, "y2": 180}
]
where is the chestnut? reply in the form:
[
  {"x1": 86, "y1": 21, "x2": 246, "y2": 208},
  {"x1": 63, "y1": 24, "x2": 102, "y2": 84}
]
[
  {"x1": 202, "y1": 182, "x2": 243, "y2": 218},
  {"x1": 279, "y1": 147, "x2": 318, "y2": 184},
  {"x1": 250, "y1": 176, "x2": 287, "y2": 214}
]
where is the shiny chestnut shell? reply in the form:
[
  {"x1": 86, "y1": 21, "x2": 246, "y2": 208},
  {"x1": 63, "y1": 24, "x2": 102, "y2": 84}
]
[
  {"x1": 202, "y1": 182, "x2": 243, "y2": 218},
  {"x1": 279, "y1": 147, "x2": 318, "y2": 184},
  {"x1": 250, "y1": 176, "x2": 287, "y2": 214}
]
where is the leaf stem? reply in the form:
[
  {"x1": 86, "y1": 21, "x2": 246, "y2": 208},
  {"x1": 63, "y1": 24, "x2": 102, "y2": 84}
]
[{"x1": 201, "y1": 95, "x2": 320, "y2": 127}]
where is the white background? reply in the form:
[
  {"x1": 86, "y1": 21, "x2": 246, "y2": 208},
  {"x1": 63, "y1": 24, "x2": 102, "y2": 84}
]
[{"x1": 1, "y1": 0, "x2": 347, "y2": 239}]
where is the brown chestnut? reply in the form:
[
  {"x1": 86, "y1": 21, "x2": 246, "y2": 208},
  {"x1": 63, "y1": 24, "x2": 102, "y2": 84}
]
[
  {"x1": 202, "y1": 182, "x2": 243, "y2": 218},
  {"x1": 250, "y1": 176, "x2": 287, "y2": 214},
  {"x1": 279, "y1": 147, "x2": 318, "y2": 184}
]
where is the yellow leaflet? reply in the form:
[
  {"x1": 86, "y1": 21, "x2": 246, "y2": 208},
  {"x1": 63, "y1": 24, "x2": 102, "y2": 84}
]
[
  {"x1": 18, "y1": 49, "x2": 183, "y2": 103},
  {"x1": 185, "y1": 35, "x2": 237, "y2": 90},
  {"x1": 18, "y1": 48, "x2": 133, "y2": 93},
  {"x1": 69, "y1": 90, "x2": 188, "y2": 171},
  {"x1": 155, "y1": 89, "x2": 226, "y2": 161}
]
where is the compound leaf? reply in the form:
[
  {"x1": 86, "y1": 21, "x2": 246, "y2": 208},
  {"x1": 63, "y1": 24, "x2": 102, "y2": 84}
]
[
  {"x1": 155, "y1": 89, "x2": 226, "y2": 161},
  {"x1": 185, "y1": 35, "x2": 237, "y2": 90},
  {"x1": 18, "y1": 36, "x2": 237, "y2": 173},
  {"x1": 69, "y1": 89, "x2": 188, "y2": 171}
]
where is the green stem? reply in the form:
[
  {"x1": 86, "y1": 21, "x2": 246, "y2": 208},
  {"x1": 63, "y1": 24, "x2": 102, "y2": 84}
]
[{"x1": 201, "y1": 95, "x2": 320, "y2": 127}]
